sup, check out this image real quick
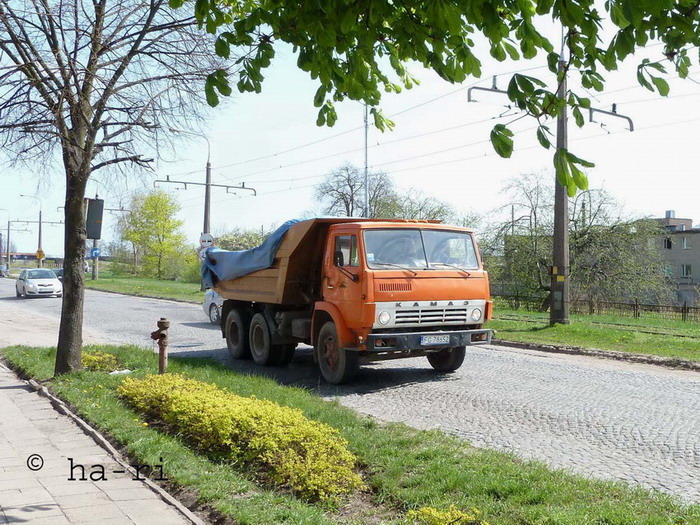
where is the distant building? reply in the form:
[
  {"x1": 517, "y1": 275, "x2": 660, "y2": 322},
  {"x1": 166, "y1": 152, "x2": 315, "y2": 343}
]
[{"x1": 656, "y1": 210, "x2": 700, "y2": 305}]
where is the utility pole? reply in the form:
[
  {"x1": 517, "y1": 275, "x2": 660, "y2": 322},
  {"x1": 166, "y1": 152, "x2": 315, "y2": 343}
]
[
  {"x1": 550, "y1": 59, "x2": 570, "y2": 324},
  {"x1": 4, "y1": 221, "x2": 31, "y2": 266},
  {"x1": 364, "y1": 103, "x2": 369, "y2": 218},
  {"x1": 468, "y1": 70, "x2": 633, "y2": 326},
  {"x1": 204, "y1": 152, "x2": 212, "y2": 234},
  {"x1": 12, "y1": 218, "x2": 64, "y2": 266}
]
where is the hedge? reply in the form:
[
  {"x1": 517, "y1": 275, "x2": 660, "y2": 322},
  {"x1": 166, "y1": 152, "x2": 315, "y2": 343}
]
[{"x1": 117, "y1": 374, "x2": 364, "y2": 502}]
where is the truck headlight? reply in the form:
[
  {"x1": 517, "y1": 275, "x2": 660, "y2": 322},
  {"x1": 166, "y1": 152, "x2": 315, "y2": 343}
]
[
  {"x1": 470, "y1": 308, "x2": 482, "y2": 322},
  {"x1": 378, "y1": 311, "x2": 391, "y2": 325}
]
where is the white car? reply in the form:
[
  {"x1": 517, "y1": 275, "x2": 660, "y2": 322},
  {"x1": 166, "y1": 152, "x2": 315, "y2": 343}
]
[
  {"x1": 16, "y1": 269, "x2": 63, "y2": 298},
  {"x1": 203, "y1": 289, "x2": 223, "y2": 324}
]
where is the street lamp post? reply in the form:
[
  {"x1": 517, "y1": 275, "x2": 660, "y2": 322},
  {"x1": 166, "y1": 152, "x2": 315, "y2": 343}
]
[
  {"x1": 169, "y1": 128, "x2": 212, "y2": 234},
  {"x1": 19, "y1": 195, "x2": 43, "y2": 268},
  {"x1": 0, "y1": 209, "x2": 8, "y2": 267}
]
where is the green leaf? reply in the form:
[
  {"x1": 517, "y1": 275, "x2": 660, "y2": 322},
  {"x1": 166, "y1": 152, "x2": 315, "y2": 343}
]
[
  {"x1": 651, "y1": 76, "x2": 670, "y2": 96},
  {"x1": 214, "y1": 37, "x2": 230, "y2": 59},
  {"x1": 205, "y1": 77, "x2": 219, "y2": 107},
  {"x1": 536, "y1": 126, "x2": 551, "y2": 149},
  {"x1": 490, "y1": 124, "x2": 514, "y2": 158}
]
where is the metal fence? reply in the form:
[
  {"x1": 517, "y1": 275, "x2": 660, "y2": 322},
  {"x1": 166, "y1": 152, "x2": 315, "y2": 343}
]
[{"x1": 493, "y1": 294, "x2": 700, "y2": 323}]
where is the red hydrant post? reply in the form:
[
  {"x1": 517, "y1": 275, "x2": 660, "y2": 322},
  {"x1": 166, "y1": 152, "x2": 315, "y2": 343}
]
[{"x1": 150, "y1": 318, "x2": 170, "y2": 374}]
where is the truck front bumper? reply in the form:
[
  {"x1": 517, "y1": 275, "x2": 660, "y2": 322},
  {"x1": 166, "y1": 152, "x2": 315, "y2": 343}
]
[{"x1": 365, "y1": 328, "x2": 492, "y2": 353}]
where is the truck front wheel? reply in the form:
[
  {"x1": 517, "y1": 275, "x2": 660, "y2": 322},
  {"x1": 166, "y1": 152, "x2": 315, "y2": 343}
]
[
  {"x1": 427, "y1": 346, "x2": 466, "y2": 372},
  {"x1": 317, "y1": 321, "x2": 359, "y2": 384},
  {"x1": 225, "y1": 309, "x2": 250, "y2": 360}
]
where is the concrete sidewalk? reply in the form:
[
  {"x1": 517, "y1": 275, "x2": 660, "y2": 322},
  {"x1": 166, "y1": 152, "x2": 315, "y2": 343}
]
[{"x1": 0, "y1": 361, "x2": 191, "y2": 524}]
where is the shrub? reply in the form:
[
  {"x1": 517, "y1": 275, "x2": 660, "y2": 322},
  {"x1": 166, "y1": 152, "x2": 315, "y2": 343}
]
[
  {"x1": 82, "y1": 350, "x2": 119, "y2": 372},
  {"x1": 118, "y1": 374, "x2": 364, "y2": 502},
  {"x1": 406, "y1": 505, "x2": 488, "y2": 525}
]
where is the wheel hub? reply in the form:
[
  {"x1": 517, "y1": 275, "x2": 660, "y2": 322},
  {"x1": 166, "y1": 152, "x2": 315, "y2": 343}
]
[{"x1": 323, "y1": 336, "x2": 339, "y2": 371}]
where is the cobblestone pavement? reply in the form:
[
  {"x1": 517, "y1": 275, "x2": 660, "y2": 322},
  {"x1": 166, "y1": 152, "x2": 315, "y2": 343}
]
[{"x1": 2, "y1": 280, "x2": 698, "y2": 504}]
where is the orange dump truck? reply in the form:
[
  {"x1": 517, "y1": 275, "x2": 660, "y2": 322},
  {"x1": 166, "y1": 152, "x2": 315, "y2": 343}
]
[{"x1": 210, "y1": 218, "x2": 493, "y2": 384}]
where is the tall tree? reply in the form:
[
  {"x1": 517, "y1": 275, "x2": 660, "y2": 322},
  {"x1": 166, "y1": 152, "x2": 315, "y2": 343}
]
[
  {"x1": 188, "y1": 1, "x2": 697, "y2": 191},
  {"x1": 0, "y1": 1, "x2": 223, "y2": 374},
  {"x1": 491, "y1": 173, "x2": 672, "y2": 304},
  {"x1": 314, "y1": 164, "x2": 394, "y2": 218},
  {"x1": 122, "y1": 191, "x2": 187, "y2": 279}
]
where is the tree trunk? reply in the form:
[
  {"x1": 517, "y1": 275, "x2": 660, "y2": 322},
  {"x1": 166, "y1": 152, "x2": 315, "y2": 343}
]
[{"x1": 55, "y1": 168, "x2": 88, "y2": 375}]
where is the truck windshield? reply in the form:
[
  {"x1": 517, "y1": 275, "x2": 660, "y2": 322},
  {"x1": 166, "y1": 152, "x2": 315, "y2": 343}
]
[
  {"x1": 364, "y1": 229, "x2": 478, "y2": 270},
  {"x1": 363, "y1": 229, "x2": 427, "y2": 269}
]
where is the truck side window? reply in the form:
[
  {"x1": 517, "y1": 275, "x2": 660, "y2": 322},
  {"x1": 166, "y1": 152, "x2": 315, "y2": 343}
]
[{"x1": 334, "y1": 235, "x2": 358, "y2": 267}]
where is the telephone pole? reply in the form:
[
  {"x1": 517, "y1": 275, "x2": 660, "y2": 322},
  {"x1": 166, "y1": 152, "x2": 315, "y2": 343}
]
[
  {"x1": 363, "y1": 103, "x2": 369, "y2": 217},
  {"x1": 550, "y1": 59, "x2": 570, "y2": 324}
]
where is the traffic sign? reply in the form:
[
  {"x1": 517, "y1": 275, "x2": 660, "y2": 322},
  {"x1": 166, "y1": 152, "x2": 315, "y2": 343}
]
[
  {"x1": 199, "y1": 233, "x2": 214, "y2": 248},
  {"x1": 90, "y1": 247, "x2": 101, "y2": 258},
  {"x1": 36, "y1": 249, "x2": 45, "y2": 260}
]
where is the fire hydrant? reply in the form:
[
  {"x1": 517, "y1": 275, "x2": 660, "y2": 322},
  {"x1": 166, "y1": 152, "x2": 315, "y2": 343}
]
[{"x1": 151, "y1": 318, "x2": 170, "y2": 374}]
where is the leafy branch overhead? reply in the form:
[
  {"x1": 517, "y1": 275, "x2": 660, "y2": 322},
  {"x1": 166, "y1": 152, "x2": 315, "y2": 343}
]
[{"x1": 175, "y1": 0, "x2": 700, "y2": 193}]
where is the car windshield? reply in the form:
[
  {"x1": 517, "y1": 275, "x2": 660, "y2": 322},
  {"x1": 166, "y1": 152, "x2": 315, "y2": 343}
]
[
  {"x1": 27, "y1": 270, "x2": 56, "y2": 279},
  {"x1": 363, "y1": 229, "x2": 478, "y2": 270}
]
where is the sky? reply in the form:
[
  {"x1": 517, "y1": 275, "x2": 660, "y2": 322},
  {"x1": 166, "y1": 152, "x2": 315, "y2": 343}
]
[{"x1": 1, "y1": 14, "x2": 699, "y2": 258}]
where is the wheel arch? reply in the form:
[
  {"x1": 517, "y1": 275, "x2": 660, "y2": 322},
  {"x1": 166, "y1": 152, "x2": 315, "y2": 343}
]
[{"x1": 311, "y1": 302, "x2": 352, "y2": 362}]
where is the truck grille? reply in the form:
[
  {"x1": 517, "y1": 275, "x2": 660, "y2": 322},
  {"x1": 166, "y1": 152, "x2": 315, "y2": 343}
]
[{"x1": 395, "y1": 306, "x2": 468, "y2": 325}]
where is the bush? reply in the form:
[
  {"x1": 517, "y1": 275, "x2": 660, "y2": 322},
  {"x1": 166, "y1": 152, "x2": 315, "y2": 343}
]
[
  {"x1": 82, "y1": 350, "x2": 120, "y2": 372},
  {"x1": 118, "y1": 374, "x2": 364, "y2": 502},
  {"x1": 406, "y1": 505, "x2": 487, "y2": 525}
]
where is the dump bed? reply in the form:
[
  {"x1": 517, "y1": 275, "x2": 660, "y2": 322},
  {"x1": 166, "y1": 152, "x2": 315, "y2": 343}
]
[{"x1": 214, "y1": 218, "x2": 353, "y2": 305}]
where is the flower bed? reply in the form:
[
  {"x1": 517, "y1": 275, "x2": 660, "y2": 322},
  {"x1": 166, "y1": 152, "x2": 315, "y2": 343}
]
[{"x1": 118, "y1": 373, "x2": 363, "y2": 502}]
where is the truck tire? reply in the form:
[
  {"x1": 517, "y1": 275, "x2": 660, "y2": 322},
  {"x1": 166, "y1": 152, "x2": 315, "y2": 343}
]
[
  {"x1": 427, "y1": 346, "x2": 466, "y2": 372},
  {"x1": 249, "y1": 313, "x2": 275, "y2": 365},
  {"x1": 225, "y1": 309, "x2": 250, "y2": 360},
  {"x1": 317, "y1": 321, "x2": 359, "y2": 384}
]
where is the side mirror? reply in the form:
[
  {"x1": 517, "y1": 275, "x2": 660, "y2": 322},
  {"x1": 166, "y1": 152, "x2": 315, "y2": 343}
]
[{"x1": 334, "y1": 250, "x2": 344, "y2": 267}]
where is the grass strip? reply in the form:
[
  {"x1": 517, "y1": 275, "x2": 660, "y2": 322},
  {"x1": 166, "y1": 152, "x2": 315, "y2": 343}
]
[
  {"x1": 84, "y1": 273, "x2": 202, "y2": 303},
  {"x1": 3, "y1": 345, "x2": 697, "y2": 525},
  {"x1": 487, "y1": 311, "x2": 700, "y2": 362}
]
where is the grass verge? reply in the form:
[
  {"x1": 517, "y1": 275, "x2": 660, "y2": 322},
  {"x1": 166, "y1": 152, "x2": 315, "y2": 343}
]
[
  {"x1": 488, "y1": 308, "x2": 700, "y2": 362},
  {"x1": 3, "y1": 344, "x2": 698, "y2": 525},
  {"x1": 84, "y1": 273, "x2": 202, "y2": 303}
]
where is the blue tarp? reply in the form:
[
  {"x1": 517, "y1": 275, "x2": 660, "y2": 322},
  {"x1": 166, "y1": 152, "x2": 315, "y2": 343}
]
[{"x1": 201, "y1": 219, "x2": 300, "y2": 288}]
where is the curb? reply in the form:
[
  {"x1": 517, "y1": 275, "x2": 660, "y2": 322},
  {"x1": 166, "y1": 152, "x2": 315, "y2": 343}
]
[
  {"x1": 492, "y1": 339, "x2": 700, "y2": 372},
  {"x1": 0, "y1": 360, "x2": 205, "y2": 525}
]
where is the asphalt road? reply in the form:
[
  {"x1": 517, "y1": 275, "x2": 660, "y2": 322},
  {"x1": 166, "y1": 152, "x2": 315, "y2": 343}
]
[{"x1": 1, "y1": 277, "x2": 699, "y2": 504}]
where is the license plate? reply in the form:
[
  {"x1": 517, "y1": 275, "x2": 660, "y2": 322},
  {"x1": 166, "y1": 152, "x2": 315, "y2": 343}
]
[{"x1": 421, "y1": 334, "x2": 450, "y2": 346}]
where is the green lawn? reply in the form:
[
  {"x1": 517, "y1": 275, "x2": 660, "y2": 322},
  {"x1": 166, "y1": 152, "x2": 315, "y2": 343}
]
[
  {"x1": 488, "y1": 307, "x2": 700, "y2": 362},
  {"x1": 84, "y1": 272, "x2": 202, "y2": 303},
  {"x1": 3, "y1": 345, "x2": 697, "y2": 525}
]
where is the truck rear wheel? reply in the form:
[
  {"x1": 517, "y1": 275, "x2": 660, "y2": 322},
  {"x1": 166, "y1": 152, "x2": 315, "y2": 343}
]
[
  {"x1": 317, "y1": 321, "x2": 359, "y2": 384},
  {"x1": 225, "y1": 309, "x2": 250, "y2": 360},
  {"x1": 427, "y1": 346, "x2": 466, "y2": 372},
  {"x1": 249, "y1": 313, "x2": 276, "y2": 366}
]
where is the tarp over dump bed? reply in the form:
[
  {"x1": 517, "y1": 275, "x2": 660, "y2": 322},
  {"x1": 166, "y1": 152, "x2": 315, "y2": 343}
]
[{"x1": 201, "y1": 219, "x2": 299, "y2": 288}]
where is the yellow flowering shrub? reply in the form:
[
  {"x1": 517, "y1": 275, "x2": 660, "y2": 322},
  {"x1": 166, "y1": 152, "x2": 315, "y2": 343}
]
[
  {"x1": 406, "y1": 505, "x2": 488, "y2": 525},
  {"x1": 82, "y1": 350, "x2": 119, "y2": 372},
  {"x1": 118, "y1": 374, "x2": 363, "y2": 502}
]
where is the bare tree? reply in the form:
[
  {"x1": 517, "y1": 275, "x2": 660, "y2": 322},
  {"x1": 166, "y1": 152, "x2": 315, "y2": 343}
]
[
  {"x1": 0, "y1": 0, "x2": 225, "y2": 374},
  {"x1": 314, "y1": 164, "x2": 393, "y2": 218}
]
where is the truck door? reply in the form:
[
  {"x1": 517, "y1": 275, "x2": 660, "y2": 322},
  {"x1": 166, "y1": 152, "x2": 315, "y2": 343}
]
[{"x1": 324, "y1": 233, "x2": 363, "y2": 325}]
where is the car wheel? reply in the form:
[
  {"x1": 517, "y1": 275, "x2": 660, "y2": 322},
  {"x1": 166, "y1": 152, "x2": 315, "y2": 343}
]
[
  {"x1": 208, "y1": 303, "x2": 221, "y2": 325},
  {"x1": 316, "y1": 321, "x2": 359, "y2": 384},
  {"x1": 427, "y1": 346, "x2": 466, "y2": 372},
  {"x1": 16, "y1": 287, "x2": 22, "y2": 298}
]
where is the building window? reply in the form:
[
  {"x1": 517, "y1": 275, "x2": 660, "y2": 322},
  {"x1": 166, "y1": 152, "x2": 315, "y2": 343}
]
[
  {"x1": 663, "y1": 238, "x2": 672, "y2": 249},
  {"x1": 681, "y1": 264, "x2": 692, "y2": 278},
  {"x1": 681, "y1": 236, "x2": 690, "y2": 249}
]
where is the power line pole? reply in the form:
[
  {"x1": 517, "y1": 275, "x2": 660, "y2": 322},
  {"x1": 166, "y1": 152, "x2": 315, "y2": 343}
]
[
  {"x1": 204, "y1": 155, "x2": 212, "y2": 234},
  {"x1": 364, "y1": 103, "x2": 369, "y2": 217},
  {"x1": 550, "y1": 59, "x2": 570, "y2": 325}
]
